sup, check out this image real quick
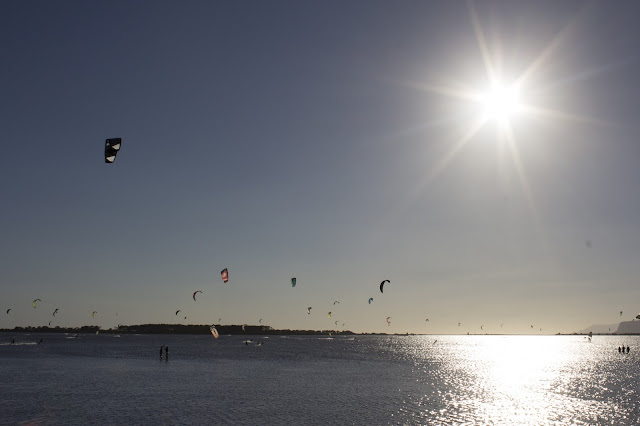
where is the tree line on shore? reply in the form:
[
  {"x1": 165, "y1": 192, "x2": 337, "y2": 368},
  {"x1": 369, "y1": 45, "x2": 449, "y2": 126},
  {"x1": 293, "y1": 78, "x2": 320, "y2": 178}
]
[{"x1": 0, "y1": 324, "x2": 360, "y2": 335}]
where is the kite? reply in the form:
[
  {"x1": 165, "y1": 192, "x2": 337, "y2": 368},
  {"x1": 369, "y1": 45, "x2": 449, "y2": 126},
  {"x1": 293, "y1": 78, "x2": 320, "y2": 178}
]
[
  {"x1": 259, "y1": 319, "x2": 263, "y2": 324},
  {"x1": 368, "y1": 298, "x2": 373, "y2": 304},
  {"x1": 291, "y1": 278, "x2": 296, "y2": 288},
  {"x1": 221, "y1": 268, "x2": 229, "y2": 283},
  {"x1": 92, "y1": 311, "x2": 97, "y2": 318},
  {"x1": 307, "y1": 307, "x2": 312, "y2": 314},
  {"x1": 105, "y1": 138, "x2": 122, "y2": 163},
  {"x1": 193, "y1": 291, "x2": 202, "y2": 301},
  {"x1": 242, "y1": 324, "x2": 246, "y2": 331},
  {"x1": 333, "y1": 301, "x2": 340, "y2": 305},
  {"x1": 32, "y1": 299, "x2": 41, "y2": 308},
  {"x1": 210, "y1": 325, "x2": 219, "y2": 339},
  {"x1": 335, "y1": 321, "x2": 338, "y2": 326},
  {"x1": 53, "y1": 309, "x2": 59, "y2": 317},
  {"x1": 380, "y1": 280, "x2": 390, "y2": 293},
  {"x1": 328, "y1": 312, "x2": 332, "y2": 318},
  {"x1": 386, "y1": 317, "x2": 391, "y2": 326},
  {"x1": 48, "y1": 321, "x2": 52, "y2": 326},
  {"x1": 6, "y1": 309, "x2": 11, "y2": 314},
  {"x1": 175, "y1": 310, "x2": 181, "y2": 316},
  {"x1": 620, "y1": 311, "x2": 623, "y2": 317}
]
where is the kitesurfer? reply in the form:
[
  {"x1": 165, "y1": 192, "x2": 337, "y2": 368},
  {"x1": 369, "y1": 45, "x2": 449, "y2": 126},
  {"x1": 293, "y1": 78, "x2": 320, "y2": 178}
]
[
  {"x1": 160, "y1": 345, "x2": 163, "y2": 360},
  {"x1": 165, "y1": 346, "x2": 169, "y2": 360}
]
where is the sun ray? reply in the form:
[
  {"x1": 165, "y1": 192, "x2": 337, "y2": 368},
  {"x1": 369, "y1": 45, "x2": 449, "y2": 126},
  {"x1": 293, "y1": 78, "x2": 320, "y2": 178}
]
[
  {"x1": 420, "y1": 114, "x2": 488, "y2": 189},
  {"x1": 515, "y1": 2, "x2": 595, "y2": 89},
  {"x1": 520, "y1": 104, "x2": 621, "y2": 128},
  {"x1": 502, "y1": 122, "x2": 542, "y2": 234},
  {"x1": 501, "y1": 122, "x2": 577, "y2": 274},
  {"x1": 532, "y1": 59, "x2": 632, "y2": 94},
  {"x1": 393, "y1": 78, "x2": 482, "y2": 103},
  {"x1": 376, "y1": 113, "x2": 489, "y2": 238},
  {"x1": 468, "y1": 0, "x2": 498, "y2": 85}
]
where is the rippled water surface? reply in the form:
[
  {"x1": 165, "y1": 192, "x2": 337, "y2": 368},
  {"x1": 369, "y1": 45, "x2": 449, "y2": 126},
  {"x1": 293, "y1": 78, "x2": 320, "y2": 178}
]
[{"x1": 1, "y1": 333, "x2": 638, "y2": 424}]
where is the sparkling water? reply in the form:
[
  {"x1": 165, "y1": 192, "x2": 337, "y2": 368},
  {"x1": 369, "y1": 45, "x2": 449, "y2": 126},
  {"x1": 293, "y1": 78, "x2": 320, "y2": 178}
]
[{"x1": 1, "y1": 333, "x2": 638, "y2": 424}]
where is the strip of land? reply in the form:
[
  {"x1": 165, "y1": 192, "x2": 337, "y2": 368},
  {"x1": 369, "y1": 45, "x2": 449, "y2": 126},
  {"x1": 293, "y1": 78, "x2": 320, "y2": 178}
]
[{"x1": 0, "y1": 324, "x2": 359, "y2": 335}]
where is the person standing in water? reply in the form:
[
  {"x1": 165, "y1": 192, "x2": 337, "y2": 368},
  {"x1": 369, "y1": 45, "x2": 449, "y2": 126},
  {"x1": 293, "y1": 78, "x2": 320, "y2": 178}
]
[
  {"x1": 165, "y1": 346, "x2": 168, "y2": 361},
  {"x1": 159, "y1": 345, "x2": 163, "y2": 360}
]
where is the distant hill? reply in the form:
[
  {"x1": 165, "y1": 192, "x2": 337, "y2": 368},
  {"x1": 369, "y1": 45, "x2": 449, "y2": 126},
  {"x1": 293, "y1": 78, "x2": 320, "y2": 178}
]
[
  {"x1": 578, "y1": 323, "x2": 619, "y2": 334},
  {"x1": 579, "y1": 320, "x2": 640, "y2": 335},
  {"x1": 614, "y1": 321, "x2": 640, "y2": 334}
]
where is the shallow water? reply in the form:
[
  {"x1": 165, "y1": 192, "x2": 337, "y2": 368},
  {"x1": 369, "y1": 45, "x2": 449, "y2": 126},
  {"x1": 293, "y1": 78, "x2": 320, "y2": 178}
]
[{"x1": 0, "y1": 333, "x2": 638, "y2": 424}]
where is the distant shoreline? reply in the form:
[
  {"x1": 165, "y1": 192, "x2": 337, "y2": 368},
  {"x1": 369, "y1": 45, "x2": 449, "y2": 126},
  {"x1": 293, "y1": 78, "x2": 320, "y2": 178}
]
[
  {"x1": 1, "y1": 324, "x2": 639, "y2": 336},
  {"x1": 0, "y1": 324, "x2": 357, "y2": 336}
]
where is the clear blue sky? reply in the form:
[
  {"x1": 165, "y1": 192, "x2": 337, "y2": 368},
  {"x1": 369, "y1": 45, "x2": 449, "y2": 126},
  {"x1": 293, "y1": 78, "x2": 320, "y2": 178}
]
[{"x1": 2, "y1": 0, "x2": 640, "y2": 334}]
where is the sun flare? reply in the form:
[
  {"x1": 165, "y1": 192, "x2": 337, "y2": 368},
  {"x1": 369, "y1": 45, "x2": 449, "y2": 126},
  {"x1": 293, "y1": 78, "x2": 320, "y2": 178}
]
[
  {"x1": 482, "y1": 82, "x2": 520, "y2": 122},
  {"x1": 397, "y1": 0, "x2": 611, "y2": 231}
]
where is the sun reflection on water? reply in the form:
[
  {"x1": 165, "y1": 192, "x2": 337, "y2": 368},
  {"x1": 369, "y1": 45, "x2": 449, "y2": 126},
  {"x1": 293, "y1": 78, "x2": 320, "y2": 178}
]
[
  {"x1": 391, "y1": 335, "x2": 639, "y2": 424},
  {"x1": 473, "y1": 336, "x2": 572, "y2": 422}
]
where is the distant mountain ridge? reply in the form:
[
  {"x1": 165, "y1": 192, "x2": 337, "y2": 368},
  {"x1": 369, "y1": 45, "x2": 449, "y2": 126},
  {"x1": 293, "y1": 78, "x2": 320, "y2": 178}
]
[{"x1": 579, "y1": 320, "x2": 640, "y2": 334}]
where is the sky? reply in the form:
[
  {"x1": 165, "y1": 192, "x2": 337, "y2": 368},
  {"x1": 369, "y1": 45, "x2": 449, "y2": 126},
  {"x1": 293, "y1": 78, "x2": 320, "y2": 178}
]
[{"x1": 2, "y1": 0, "x2": 640, "y2": 334}]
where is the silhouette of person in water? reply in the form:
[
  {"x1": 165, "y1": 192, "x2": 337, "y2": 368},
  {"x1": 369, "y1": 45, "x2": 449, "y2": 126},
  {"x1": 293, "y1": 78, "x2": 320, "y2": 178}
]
[
  {"x1": 160, "y1": 345, "x2": 163, "y2": 360},
  {"x1": 165, "y1": 346, "x2": 169, "y2": 361},
  {"x1": 626, "y1": 345, "x2": 630, "y2": 354},
  {"x1": 618, "y1": 346, "x2": 622, "y2": 353},
  {"x1": 11, "y1": 339, "x2": 15, "y2": 345}
]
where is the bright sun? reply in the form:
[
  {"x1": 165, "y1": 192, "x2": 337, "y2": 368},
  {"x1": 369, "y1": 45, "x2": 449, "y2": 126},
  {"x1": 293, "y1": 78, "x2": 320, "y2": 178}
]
[
  {"x1": 403, "y1": 1, "x2": 611, "y2": 231},
  {"x1": 482, "y1": 82, "x2": 520, "y2": 122}
]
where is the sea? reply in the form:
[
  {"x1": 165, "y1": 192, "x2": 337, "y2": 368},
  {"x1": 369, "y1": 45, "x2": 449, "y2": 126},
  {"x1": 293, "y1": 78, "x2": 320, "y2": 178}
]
[{"x1": 0, "y1": 333, "x2": 638, "y2": 425}]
